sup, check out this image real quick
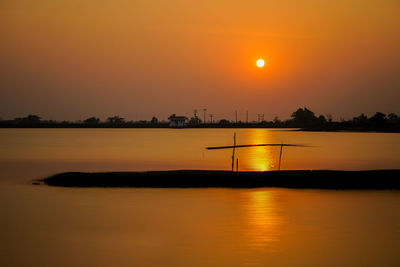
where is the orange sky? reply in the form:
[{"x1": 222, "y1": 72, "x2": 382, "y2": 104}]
[{"x1": 1, "y1": 0, "x2": 399, "y2": 121}]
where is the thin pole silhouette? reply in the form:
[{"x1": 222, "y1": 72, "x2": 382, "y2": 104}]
[
  {"x1": 236, "y1": 158, "x2": 239, "y2": 172},
  {"x1": 207, "y1": 143, "x2": 306, "y2": 150},
  {"x1": 207, "y1": 139, "x2": 308, "y2": 171},
  {"x1": 231, "y1": 132, "x2": 236, "y2": 171},
  {"x1": 278, "y1": 144, "x2": 283, "y2": 171}
]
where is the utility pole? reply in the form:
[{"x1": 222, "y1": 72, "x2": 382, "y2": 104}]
[
  {"x1": 209, "y1": 114, "x2": 213, "y2": 124},
  {"x1": 203, "y1": 109, "x2": 207, "y2": 123}
]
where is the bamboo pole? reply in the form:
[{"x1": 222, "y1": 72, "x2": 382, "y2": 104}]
[
  {"x1": 207, "y1": 144, "x2": 305, "y2": 150},
  {"x1": 278, "y1": 144, "x2": 283, "y2": 171},
  {"x1": 232, "y1": 132, "x2": 236, "y2": 172}
]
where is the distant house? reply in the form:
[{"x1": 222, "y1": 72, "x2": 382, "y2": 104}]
[{"x1": 168, "y1": 114, "x2": 187, "y2": 128}]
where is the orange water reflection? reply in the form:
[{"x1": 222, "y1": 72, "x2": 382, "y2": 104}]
[
  {"x1": 2, "y1": 128, "x2": 400, "y2": 172},
  {"x1": 239, "y1": 130, "x2": 276, "y2": 171},
  {"x1": 239, "y1": 189, "x2": 282, "y2": 266}
]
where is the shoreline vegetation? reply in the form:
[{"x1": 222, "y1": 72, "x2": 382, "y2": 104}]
[
  {"x1": 40, "y1": 170, "x2": 400, "y2": 190},
  {"x1": 2, "y1": 108, "x2": 400, "y2": 132}
]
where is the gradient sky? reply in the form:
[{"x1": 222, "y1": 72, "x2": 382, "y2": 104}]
[{"x1": 1, "y1": 0, "x2": 399, "y2": 121}]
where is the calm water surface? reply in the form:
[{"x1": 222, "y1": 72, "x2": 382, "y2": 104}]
[{"x1": 1, "y1": 129, "x2": 400, "y2": 266}]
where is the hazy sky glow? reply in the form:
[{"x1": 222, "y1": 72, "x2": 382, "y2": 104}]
[{"x1": 1, "y1": 0, "x2": 399, "y2": 121}]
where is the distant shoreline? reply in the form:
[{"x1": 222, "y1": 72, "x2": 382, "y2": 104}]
[
  {"x1": 39, "y1": 170, "x2": 400, "y2": 190},
  {"x1": 1, "y1": 125, "x2": 399, "y2": 133},
  {"x1": 3, "y1": 108, "x2": 399, "y2": 132}
]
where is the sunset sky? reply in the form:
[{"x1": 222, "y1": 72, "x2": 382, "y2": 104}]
[{"x1": 1, "y1": 0, "x2": 399, "y2": 121}]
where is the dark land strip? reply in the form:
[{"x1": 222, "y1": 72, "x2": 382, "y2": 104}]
[{"x1": 39, "y1": 170, "x2": 400, "y2": 190}]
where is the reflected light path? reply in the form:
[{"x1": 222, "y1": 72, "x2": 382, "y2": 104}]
[
  {"x1": 240, "y1": 130, "x2": 275, "y2": 171},
  {"x1": 239, "y1": 189, "x2": 282, "y2": 265}
]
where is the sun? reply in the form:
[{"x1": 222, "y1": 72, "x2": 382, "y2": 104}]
[{"x1": 256, "y1": 59, "x2": 265, "y2": 68}]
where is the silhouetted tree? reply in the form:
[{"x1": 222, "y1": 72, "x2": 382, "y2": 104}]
[
  {"x1": 353, "y1": 113, "x2": 368, "y2": 123},
  {"x1": 369, "y1": 112, "x2": 386, "y2": 127},
  {"x1": 151, "y1": 117, "x2": 158, "y2": 124},
  {"x1": 291, "y1": 108, "x2": 318, "y2": 126},
  {"x1": 107, "y1": 116, "x2": 125, "y2": 124},
  {"x1": 387, "y1": 113, "x2": 399, "y2": 124},
  {"x1": 318, "y1": 115, "x2": 327, "y2": 124},
  {"x1": 352, "y1": 113, "x2": 368, "y2": 127},
  {"x1": 84, "y1": 117, "x2": 100, "y2": 124},
  {"x1": 27, "y1": 114, "x2": 41, "y2": 122},
  {"x1": 14, "y1": 114, "x2": 41, "y2": 124},
  {"x1": 219, "y1": 119, "x2": 230, "y2": 125},
  {"x1": 273, "y1": 116, "x2": 281, "y2": 126},
  {"x1": 19, "y1": 114, "x2": 41, "y2": 122}
]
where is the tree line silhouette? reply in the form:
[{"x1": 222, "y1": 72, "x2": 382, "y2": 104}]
[{"x1": 1, "y1": 108, "x2": 399, "y2": 132}]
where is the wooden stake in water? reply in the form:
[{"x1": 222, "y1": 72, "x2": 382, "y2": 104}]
[
  {"x1": 206, "y1": 142, "x2": 307, "y2": 171},
  {"x1": 278, "y1": 144, "x2": 283, "y2": 171},
  {"x1": 231, "y1": 132, "x2": 236, "y2": 172}
]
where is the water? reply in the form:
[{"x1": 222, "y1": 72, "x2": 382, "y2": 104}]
[
  {"x1": 1, "y1": 129, "x2": 399, "y2": 176},
  {"x1": 1, "y1": 129, "x2": 400, "y2": 266}
]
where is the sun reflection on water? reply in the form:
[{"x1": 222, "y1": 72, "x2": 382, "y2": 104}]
[
  {"x1": 240, "y1": 130, "x2": 276, "y2": 171},
  {"x1": 241, "y1": 189, "x2": 282, "y2": 253}
]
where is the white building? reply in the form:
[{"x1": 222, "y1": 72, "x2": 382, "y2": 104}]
[{"x1": 168, "y1": 114, "x2": 187, "y2": 128}]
